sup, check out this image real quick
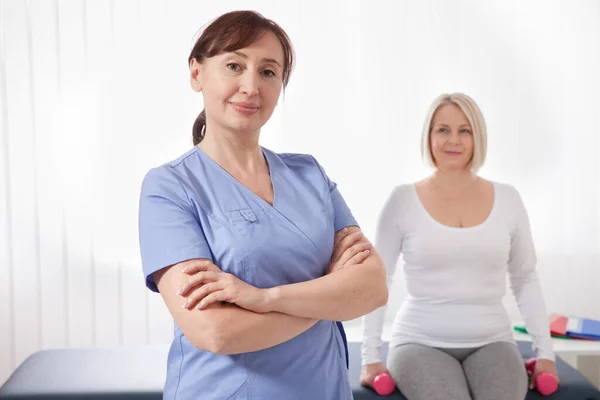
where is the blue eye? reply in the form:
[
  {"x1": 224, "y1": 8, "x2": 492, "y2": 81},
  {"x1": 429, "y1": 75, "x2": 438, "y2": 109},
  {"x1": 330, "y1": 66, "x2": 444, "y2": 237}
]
[{"x1": 460, "y1": 129, "x2": 472, "y2": 134}]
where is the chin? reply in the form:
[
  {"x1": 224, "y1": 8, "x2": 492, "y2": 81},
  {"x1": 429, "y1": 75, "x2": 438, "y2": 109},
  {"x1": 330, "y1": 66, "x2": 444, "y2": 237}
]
[
  {"x1": 230, "y1": 122, "x2": 263, "y2": 135},
  {"x1": 233, "y1": 115, "x2": 265, "y2": 130},
  {"x1": 440, "y1": 163, "x2": 470, "y2": 171}
]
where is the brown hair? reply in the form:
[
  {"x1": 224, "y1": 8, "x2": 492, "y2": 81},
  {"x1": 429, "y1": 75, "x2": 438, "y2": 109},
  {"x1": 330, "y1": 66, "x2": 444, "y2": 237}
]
[{"x1": 188, "y1": 10, "x2": 295, "y2": 145}]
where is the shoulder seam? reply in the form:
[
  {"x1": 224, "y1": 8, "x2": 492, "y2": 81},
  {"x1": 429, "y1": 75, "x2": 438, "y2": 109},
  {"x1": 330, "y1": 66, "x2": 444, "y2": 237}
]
[
  {"x1": 161, "y1": 165, "x2": 223, "y2": 224},
  {"x1": 169, "y1": 148, "x2": 199, "y2": 168},
  {"x1": 279, "y1": 152, "x2": 308, "y2": 160}
]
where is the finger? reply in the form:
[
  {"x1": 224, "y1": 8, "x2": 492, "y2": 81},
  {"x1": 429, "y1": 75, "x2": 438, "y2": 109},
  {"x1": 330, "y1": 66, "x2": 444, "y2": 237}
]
[
  {"x1": 340, "y1": 230, "x2": 364, "y2": 247},
  {"x1": 336, "y1": 240, "x2": 366, "y2": 266},
  {"x1": 183, "y1": 263, "x2": 219, "y2": 275},
  {"x1": 342, "y1": 244, "x2": 372, "y2": 266},
  {"x1": 332, "y1": 231, "x2": 364, "y2": 261},
  {"x1": 182, "y1": 259, "x2": 219, "y2": 274},
  {"x1": 331, "y1": 231, "x2": 354, "y2": 262},
  {"x1": 181, "y1": 282, "x2": 223, "y2": 309},
  {"x1": 178, "y1": 271, "x2": 220, "y2": 296},
  {"x1": 333, "y1": 227, "x2": 350, "y2": 247},
  {"x1": 344, "y1": 249, "x2": 371, "y2": 266},
  {"x1": 198, "y1": 291, "x2": 228, "y2": 310},
  {"x1": 359, "y1": 376, "x2": 371, "y2": 388},
  {"x1": 180, "y1": 259, "x2": 212, "y2": 272},
  {"x1": 344, "y1": 231, "x2": 370, "y2": 252},
  {"x1": 529, "y1": 375, "x2": 535, "y2": 390},
  {"x1": 338, "y1": 242, "x2": 371, "y2": 266}
]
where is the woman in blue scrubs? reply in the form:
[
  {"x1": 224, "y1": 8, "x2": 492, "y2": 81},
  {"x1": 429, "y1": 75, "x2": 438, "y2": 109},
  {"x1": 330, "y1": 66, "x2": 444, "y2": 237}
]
[{"x1": 138, "y1": 10, "x2": 388, "y2": 400}]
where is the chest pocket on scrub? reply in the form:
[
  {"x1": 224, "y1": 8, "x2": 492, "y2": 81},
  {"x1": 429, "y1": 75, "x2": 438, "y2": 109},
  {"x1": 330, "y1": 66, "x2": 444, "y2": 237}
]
[{"x1": 226, "y1": 208, "x2": 258, "y2": 238}]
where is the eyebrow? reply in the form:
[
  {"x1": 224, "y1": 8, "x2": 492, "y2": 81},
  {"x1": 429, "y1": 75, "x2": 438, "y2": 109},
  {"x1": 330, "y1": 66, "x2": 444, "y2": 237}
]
[
  {"x1": 233, "y1": 51, "x2": 282, "y2": 68},
  {"x1": 436, "y1": 123, "x2": 471, "y2": 128}
]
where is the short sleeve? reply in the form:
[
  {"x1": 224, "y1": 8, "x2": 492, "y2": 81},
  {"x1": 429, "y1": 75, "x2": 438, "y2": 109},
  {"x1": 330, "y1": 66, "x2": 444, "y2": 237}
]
[
  {"x1": 138, "y1": 166, "x2": 213, "y2": 292},
  {"x1": 310, "y1": 156, "x2": 358, "y2": 231}
]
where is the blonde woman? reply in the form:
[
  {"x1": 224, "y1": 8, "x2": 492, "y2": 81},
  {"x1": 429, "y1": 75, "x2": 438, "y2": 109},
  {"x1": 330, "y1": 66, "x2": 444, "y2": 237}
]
[{"x1": 360, "y1": 93, "x2": 558, "y2": 400}]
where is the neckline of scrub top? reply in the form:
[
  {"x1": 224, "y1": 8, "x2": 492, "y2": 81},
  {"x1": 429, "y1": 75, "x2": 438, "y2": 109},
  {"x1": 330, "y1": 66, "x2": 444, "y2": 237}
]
[{"x1": 193, "y1": 145, "x2": 279, "y2": 210}]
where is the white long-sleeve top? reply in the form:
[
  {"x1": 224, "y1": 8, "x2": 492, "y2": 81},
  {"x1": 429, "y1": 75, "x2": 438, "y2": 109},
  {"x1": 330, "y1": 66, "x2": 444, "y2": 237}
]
[{"x1": 361, "y1": 182, "x2": 555, "y2": 365}]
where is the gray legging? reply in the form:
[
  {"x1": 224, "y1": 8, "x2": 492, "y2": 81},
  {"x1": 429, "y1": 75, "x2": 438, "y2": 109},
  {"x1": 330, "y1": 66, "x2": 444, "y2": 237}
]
[{"x1": 387, "y1": 341, "x2": 528, "y2": 400}]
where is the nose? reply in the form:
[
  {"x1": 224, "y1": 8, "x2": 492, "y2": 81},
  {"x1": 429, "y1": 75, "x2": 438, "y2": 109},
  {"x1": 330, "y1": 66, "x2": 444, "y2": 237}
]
[
  {"x1": 239, "y1": 71, "x2": 259, "y2": 97},
  {"x1": 448, "y1": 131, "x2": 461, "y2": 145}
]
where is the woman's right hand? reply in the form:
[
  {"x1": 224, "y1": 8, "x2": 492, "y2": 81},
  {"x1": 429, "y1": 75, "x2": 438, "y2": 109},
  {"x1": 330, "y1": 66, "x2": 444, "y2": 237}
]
[
  {"x1": 360, "y1": 362, "x2": 391, "y2": 388},
  {"x1": 326, "y1": 227, "x2": 372, "y2": 274}
]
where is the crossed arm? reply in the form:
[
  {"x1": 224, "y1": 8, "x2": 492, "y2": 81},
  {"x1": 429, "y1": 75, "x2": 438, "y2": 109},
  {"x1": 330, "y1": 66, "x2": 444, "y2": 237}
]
[{"x1": 154, "y1": 227, "x2": 388, "y2": 354}]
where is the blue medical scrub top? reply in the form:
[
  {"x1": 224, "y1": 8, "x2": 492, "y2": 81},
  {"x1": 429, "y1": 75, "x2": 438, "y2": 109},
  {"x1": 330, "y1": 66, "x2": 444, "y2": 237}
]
[{"x1": 138, "y1": 146, "x2": 357, "y2": 400}]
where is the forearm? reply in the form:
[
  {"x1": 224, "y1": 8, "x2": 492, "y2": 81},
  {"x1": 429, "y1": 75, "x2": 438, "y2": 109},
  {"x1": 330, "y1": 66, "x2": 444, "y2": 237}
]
[
  {"x1": 360, "y1": 186, "x2": 403, "y2": 364},
  {"x1": 197, "y1": 303, "x2": 318, "y2": 354},
  {"x1": 267, "y1": 251, "x2": 388, "y2": 321},
  {"x1": 511, "y1": 272, "x2": 555, "y2": 361},
  {"x1": 507, "y1": 186, "x2": 554, "y2": 359},
  {"x1": 361, "y1": 304, "x2": 388, "y2": 365},
  {"x1": 155, "y1": 262, "x2": 318, "y2": 355}
]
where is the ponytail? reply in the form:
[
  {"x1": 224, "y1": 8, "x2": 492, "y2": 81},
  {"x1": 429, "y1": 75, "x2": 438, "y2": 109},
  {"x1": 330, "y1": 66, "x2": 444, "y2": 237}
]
[{"x1": 192, "y1": 109, "x2": 206, "y2": 145}]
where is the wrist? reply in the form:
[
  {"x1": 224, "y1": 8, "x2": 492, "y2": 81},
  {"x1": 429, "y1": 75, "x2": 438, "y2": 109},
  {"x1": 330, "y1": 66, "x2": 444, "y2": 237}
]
[
  {"x1": 263, "y1": 286, "x2": 282, "y2": 313},
  {"x1": 362, "y1": 359, "x2": 382, "y2": 367},
  {"x1": 536, "y1": 352, "x2": 556, "y2": 362}
]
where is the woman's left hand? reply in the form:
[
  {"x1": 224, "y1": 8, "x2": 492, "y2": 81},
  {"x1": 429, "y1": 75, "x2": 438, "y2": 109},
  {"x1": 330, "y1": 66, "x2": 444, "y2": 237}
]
[
  {"x1": 530, "y1": 359, "x2": 559, "y2": 390},
  {"x1": 179, "y1": 263, "x2": 271, "y2": 313},
  {"x1": 327, "y1": 227, "x2": 372, "y2": 274}
]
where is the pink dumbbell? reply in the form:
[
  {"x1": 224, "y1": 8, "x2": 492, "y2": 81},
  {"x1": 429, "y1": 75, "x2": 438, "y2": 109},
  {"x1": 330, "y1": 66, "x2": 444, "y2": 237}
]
[
  {"x1": 373, "y1": 372, "x2": 395, "y2": 396},
  {"x1": 525, "y1": 358, "x2": 559, "y2": 396}
]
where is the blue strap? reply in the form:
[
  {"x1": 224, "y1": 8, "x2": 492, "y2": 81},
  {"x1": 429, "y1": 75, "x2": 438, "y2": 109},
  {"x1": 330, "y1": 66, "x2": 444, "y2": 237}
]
[{"x1": 336, "y1": 321, "x2": 349, "y2": 369}]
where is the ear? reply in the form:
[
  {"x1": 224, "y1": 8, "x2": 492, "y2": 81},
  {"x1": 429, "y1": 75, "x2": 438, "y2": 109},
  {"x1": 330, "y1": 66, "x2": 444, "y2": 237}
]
[{"x1": 190, "y1": 58, "x2": 203, "y2": 93}]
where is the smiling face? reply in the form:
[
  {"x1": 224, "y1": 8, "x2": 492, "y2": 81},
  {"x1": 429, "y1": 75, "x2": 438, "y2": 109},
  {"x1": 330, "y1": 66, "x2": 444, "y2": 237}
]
[
  {"x1": 190, "y1": 31, "x2": 285, "y2": 137},
  {"x1": 429, "y1": 103, "x2": 475, "y2": 171}
]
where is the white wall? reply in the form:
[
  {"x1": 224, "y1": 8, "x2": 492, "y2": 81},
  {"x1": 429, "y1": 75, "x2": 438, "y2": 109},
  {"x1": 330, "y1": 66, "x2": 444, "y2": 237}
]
[{"x1": 1, "y1": 0, "x2": 599, "y2": 385}]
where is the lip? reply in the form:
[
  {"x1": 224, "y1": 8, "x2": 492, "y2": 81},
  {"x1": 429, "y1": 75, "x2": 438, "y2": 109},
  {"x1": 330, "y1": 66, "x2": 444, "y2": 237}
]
[
  {"x1": 230, "y1": 102, "x2": 260, "y2": 115},
  {"x1": 444, "y1": 151, "x2": 462, "y2": 156}
]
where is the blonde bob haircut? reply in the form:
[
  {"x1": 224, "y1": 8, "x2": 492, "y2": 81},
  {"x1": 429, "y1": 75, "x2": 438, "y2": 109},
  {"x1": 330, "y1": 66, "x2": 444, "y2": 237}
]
[{"x1": 420, "y1": 93, "x2": 487, "y2": 171}]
